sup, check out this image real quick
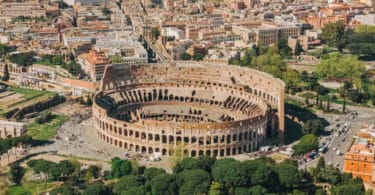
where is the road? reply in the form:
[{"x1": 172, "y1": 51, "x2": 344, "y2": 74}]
[{"x1": 301, "y1": 107, "x2": 375, "y2": 171}]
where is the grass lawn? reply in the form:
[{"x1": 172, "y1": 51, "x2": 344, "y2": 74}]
[
  {"x1": 27, "y1": 115, "x2": 69, "y2": 140},
  {"x1": 8, "y1": 87, "x2": 55, "y2": 99},
  {"x1": 7, "y1": 182, "x2": 59, "y2": 195}
]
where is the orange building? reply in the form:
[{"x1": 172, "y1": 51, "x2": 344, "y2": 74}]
[
  {"x1": 78, "y1": 50, "x2": 111, "y2": 81},
  {"x1": 305, "y1": 14, "x2": 348, "y2": 29},
  {"x1": 344, "y1": 126, "x2": 375, "y2": 186}
]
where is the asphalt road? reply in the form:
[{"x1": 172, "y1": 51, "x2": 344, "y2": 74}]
[{"x1": 302, "y1": 108, "x2": 375, "y2": 171}]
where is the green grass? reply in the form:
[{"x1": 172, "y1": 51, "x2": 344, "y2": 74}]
[
  {"x1": 7, "y1": 182, "x2": 59, "y2": 195},
  {"x1": 27, "y1": 115, "x2": 69, "y2": 140},
  {"x1": 8, "y1": 87, "x2": 55, "y2": 99},
  {"x1": 35, "y1": 60, "x2": 54, "y2": 66},
  {"x1": 284, "y1": 118, "x2": 303, "y2": 145}
]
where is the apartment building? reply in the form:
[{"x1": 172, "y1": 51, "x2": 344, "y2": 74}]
[
  {"x1": 344, "y1": 124, "x2": 375, "y2": 187},
  {"x1": 78, "y1": 50, "x2": 111, "y2": 81}
]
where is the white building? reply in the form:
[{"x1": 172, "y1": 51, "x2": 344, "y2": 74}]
[
  {"x1": 354, "y1": 14, "x2": 375, "y2": 26},
  {"x1": 0, "y1": 120, "x2": 26, "y2": 139}
]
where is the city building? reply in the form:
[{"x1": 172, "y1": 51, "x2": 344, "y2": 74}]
[
  {"x1": 78, "y1": 50, "x2": 111, "y2": 81},
  {"x1": 344, "y1": 123, "x2": 375, "y2": 188},
  {"x1": 354, "y1": 14, "x2": 375, "y2": 26}
]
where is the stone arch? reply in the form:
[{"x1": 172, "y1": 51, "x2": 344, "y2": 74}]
[
  {"x1": 135, "y1": 145, "x2": 140, "y2": 152},
  {"x1": 220, "y1": 149, "x2": 225, "y2": 157},
  {"x1": 169, "y1": 135, "x2": 174, "y2": 144},
  {"x1": 206, "y1": 150, "x2": 211, "y2": 157},
  {"x1": 199, "y1": 150, "x2": 204, "y2": 156},
  {"x1": 191, "y1": 136, "x2": 197, "y2": 143},
  {"x1": 176, "y1": 136, "x2": 181, "y2": 143},
  {"x1": 213, "y1": 150, "x2": 218, "y2": 157},
  {"x1": 155, "y1": 134, "x2": 160, "y2": 142},
  {"x1": 191, "y1": 150, "x2": 197, "y2": 157},
  {"x1": 183, "y1": 137, "x2": 189, "y2": 144},
  {"x1": 162, "y1": 148, "x2": 167, "y2": 156},
  {"x1": 149, "y1": 147, "x2": 153, "y2": 154},
  {"x1": 148, "y1": 133, "x2": 153, "y2": 141},
  {"x1": 142, "y1": 146, "x2": 147, "y2": 154}
]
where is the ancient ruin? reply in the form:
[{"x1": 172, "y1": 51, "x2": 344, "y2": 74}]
[{"x1": 93, "y1": 61, "x2": 285, "y2": 157}]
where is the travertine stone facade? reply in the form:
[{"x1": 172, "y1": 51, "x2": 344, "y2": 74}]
[
  {"x1": 0, "y1": 120, "x2": 26, "y2": 139},
  {"x1": 93, "y1": 61, "x2": 285, "y2": 157}
]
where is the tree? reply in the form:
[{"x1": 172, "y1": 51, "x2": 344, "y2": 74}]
[
  {"x1": 83, "y1": 183, "x2": 110, "y2": 195},
  {"x1": 208, "y1": 182, "x2": 224, "y2": 195},
  {"x1": 150, "y1": 173, "x2": 178, "y2": 195},
  {"x1": 277, "y1": 38, "x2": 292, "y2": 58},
  {"x1": 292, "y1": 134, "x2": 319, "y2": 155},
  {"x1": 52, "y1": 55, "x2": 63, "y2": 65},
  {"x1": 59, "y1": 160, "x2": 76, "y2": 177},
  {"x1": 177, "y1": 170, "x2": 211, "y2": 195},
  {"x1": 101, "y1": 6, "x2": 112, "y2": 16},
  {"x1": 295, "y1": 42, "x2": 303, "y2": 55},
  {"x1": 152, "y1": 28, "x2": 160, "y2": 41},
  {"x1": 317, "y1": 165, "x2": 341, "y2": 185},
  {"x1": 315, "y1": 54, "x2": 365, "y2": 88},
  {"x1": 50, "y1": 185, "x2": 79, "y2": 195},
  {"x1": 9, "y1": 163, "x2": 24, "y2": 185},
  {"x1": 2, "y1": 64, "x2": 9, "y2": 81},
  {"x1": 144, "y1": 167, "x2": 166, "y2": 181},
  {"x1": 111, "y1": 55, "x2": 124, "y2": 63},
  {"x1": 212, "y1": 158, "x2": 246, "y2": 191},
  {"x1": 110, "y1": 157, "x2": 132, "y2": 178},
  {"x1": 180, "y1": 52, "x2": 192, "y2": 60},
  {"x1": 250, "y1": 46, "x2": 287, "y2": 78},
  {"x1": 302, "y1": 119, "x2": 323, "y2": 135},
  {"x1": 179, "y1": 157, "x2": 199, "y2": 171},
  {"x1": 321, "y1": 22, "x2": 346, "y2": 51},
  {"x1": 197, "y1": 155, "x2": 216, "y2": 173},
  {"x1": 83, "y1": 165, "x2": 100, "y2": 182},
  {"x1": 35, "y1": 110, "x2": 52, "y2": 124},
  {"x1": 276, "y1": 161, "x2": 302, "y2": 188},
  {"x1": 193, "y1": 53, "x2": 205, "y2": 61},
  {"x1": 7, "y1": 52, "x2": 36, "y2": 66},
  {"x1": 112, "y1": 175, "x2": 143, "y2": 194},
  {"x1": 316, "y1": 157, "x2": 326, "y2": 174},
  {"x1": 121, "y1": 186, "x2": 147, "y2": 195},
  {"x1": 248, "y1": 185, "x2": 268, "y2": 194},
  {"x1": 0, "y1": 44, "x2": 9, "y2": 55}
]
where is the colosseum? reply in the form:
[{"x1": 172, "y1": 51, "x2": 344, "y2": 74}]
[{"x1": 93, "y1": 61, "x2": 285, "y2": 157}]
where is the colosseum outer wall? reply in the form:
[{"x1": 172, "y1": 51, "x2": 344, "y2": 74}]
[{"x1": 93, "y1": 61, "x2": 285, "y2": 157}]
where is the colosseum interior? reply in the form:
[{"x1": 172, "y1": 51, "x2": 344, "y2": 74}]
[{"x1": 93, "y1": 61, "x2": 285, "y2": 157}]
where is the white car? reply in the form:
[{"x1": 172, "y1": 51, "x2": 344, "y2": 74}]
[{"x1": 333, "y1": 147, "x2": 337, "y2": 151}]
